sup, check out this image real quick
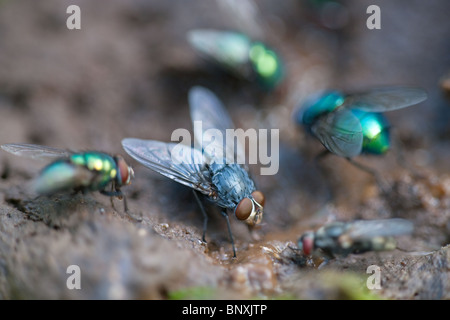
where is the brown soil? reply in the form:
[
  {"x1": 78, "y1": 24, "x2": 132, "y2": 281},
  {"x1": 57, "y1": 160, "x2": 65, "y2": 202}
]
[{"x1": 0, "y1": 0, "x2": 449, "y2": 299}]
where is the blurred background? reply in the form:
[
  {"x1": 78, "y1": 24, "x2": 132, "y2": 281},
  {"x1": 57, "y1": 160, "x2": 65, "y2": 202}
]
[{"x1": 0, "y1": 0, "x2": 449, "y2": 299}]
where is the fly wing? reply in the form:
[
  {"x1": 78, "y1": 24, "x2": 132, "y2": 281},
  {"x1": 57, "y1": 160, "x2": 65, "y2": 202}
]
[
  {"x1": 1, "y1": 143, "x2": 71, "y2": 160},
  {"x1": 344, "y1": 219, "x2": 414, "y2": 240},
  {"x1": 310, "y1": 108, "x2": 363, "y2": 158},
  {"x1": 215, "y1": 0, "x2": 264, "y2": 39},
  {"x1": 189, "y1": 86, "x2": 246, "y2": 165},
  {"x1": 344, "y1": 87, "x2": 427, "y2": 112},
  {"x1": 121, "y1": 138, "x2": 212, "y2": 195},
  {"x1": 187, "y1": 29, "x2": 252, "y2": 78}
]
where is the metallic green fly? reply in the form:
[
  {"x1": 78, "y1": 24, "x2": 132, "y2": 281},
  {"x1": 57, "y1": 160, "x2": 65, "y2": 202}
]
[
  {"x1": 187, "y1": 29, "x2": 284, "y2": 90},
  {"x1": 295, "y1": 86, "x2": 427, "y2": 158},
  {"x1": 1, "y1": 143, "x2": 136, "y2": 219}
]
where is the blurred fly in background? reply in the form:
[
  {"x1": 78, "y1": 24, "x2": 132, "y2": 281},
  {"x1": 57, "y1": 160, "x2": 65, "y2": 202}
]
[
  {"x1": 187, "y1": 30, "x2": 284, "y2": 91},
  {"x1": 294, "y1": 86, "x2": 428, "y2": 181},
  {"x1": 122, "y1": 86, "x2": 265, "y2": 257},
  {"x1": 298, "y1": 218, "x2": 414, "y2": 259},
  {"x1": 187, "y1": 0, "x2": 284, "y2": 91}
]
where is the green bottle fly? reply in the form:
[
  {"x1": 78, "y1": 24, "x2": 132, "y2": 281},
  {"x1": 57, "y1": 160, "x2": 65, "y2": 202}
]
[
  {"x1": 295, "y1": 87, "x2": 427, "y2": 158},
  {"x1": 187, "y1": 29, "x2": 284, "y2": 90},
  {"x1": 34, "y1": 151, "x2": 132, "y2": 195}
]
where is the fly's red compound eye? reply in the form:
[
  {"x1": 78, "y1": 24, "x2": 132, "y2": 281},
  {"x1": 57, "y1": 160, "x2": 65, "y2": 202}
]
[
  {"x1": 251, "y1": 190, "x2": 265, "y2": 207},
  {"x1": 235, "y1": 197, "x2": 253, "y2": 221},
  {"x1": 301, "y1": 233, "x2": 314, "y2": 256},
  {"x1": 116, "y1": 156, "x2": 133, "y2": 186}
]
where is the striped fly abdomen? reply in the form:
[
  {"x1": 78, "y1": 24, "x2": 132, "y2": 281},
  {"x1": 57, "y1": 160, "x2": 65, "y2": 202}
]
[{"x1": 33, "y1": 160, "x2": 94, "y2": 195}]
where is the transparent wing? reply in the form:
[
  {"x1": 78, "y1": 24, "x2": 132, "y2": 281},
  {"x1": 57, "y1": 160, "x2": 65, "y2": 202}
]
[
  {"x1": 189, "y1": 86, "x2": 246, "y2": 164},
  {"x1": 344, "y1": 219, "x2": 414, "y2": 240},
  {"x1": 344, "y1": 87, "x2": 427, "y2": 112},
  {"x1": 311, "y1": 108, "x2": 363, "y2": 158},
  {"x1": 121, "y1": 138, "x2": 212, "y2": 195},
  {"x1": 215, "y1": 0, "x2": 264, "y2": 39},
  {"x1": 187, "y1": 29, "x2": 252, "y2": 78},
  {"x1": 1, "y1": 143, "x2": 71, "y2": 160}
]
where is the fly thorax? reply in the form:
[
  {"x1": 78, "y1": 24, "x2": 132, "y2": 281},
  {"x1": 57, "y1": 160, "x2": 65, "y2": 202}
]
[
  {"x1": 210, "y1": 163, "x2": 255, "y2": 207},
  {"x1": 70, "y1": 152, "x2": 117, "y2": 190},
  {"x1": 320, "y1": 222, "x2": 346, "y2": 238},
  {"x1": 315, "y1": 222, "x2": 346, "y2": 250},
  {"x1": 314, "y1": 235, "x2": 338, "y2": 251},
  {"x1": 249, "y1": 41, "x2": 284, "y2": 90},
  {"x1": 300, "y1": 91, "x2": 345, "y2": 126}
]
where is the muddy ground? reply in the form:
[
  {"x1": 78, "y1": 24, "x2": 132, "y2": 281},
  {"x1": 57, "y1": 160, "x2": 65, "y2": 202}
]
[{"x1": 0, "y1": 0, "x2": 449, "y2": 300}]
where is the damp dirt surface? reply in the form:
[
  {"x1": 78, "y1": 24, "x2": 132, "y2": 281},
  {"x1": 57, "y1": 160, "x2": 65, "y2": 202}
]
[{"x1": 0, "y1": 0, "x2": 449, "y2": 300}]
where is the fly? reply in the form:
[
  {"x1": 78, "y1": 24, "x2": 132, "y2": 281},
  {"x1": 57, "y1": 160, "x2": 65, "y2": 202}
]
[
  {"x1": 187, "y1": 0, "x2": 284, "y2": 91},
  {"x1": 1, "y1": 143, "x2": 137, "y2": 220},
  {"x1": 294, "y1": 86, "x2": 427, "y2": 180},
  {"x1": 187, "y1": 29, "x2": 284, "y2": 91},
  {"x1": 298, "y1": 218, "x2": 414, "y2": 259},
  {"x1": 122, "y1": 86, "x2": 265, "y2": 257}
]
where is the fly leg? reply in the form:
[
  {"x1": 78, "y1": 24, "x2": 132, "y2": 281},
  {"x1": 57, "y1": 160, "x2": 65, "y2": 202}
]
[
  {"x1": 313, "y1": 149, "x2": 336, "y2": 203},
  {"x1": 345, "y1": 158, "x2": 389, "y2": 194},
  {"x1": 192, "y1": 190, "x2": 208, "y2": 243},
  {"x1": 220, "y1": 209, "x2": 237, "y2": 258},
  {"x1": 99, "y1": 189, "x2": 142, "y2": 222},
  {"x1": 109, "y1": 183, "x2": 118, "y2": 212},
  {"x1": 314, "y1": 149, "x2": 331, "y2": 162},
  {"x1": 32, "y1": 194, "x2": 44, "y2": 201},
  {"x1": 316, "y1": 150, "x2": 383, "y2": 188}
]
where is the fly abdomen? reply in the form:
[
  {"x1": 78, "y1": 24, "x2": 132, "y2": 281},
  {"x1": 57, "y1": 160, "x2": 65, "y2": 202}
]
[{"x1": 33, "y1": 160, "x2": 93, "y2": 195}]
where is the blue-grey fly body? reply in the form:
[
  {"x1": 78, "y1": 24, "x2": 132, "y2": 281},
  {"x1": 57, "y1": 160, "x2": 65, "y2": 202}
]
[{"x1": 122, "y1": 86, "x2": 264, "y2": 257}]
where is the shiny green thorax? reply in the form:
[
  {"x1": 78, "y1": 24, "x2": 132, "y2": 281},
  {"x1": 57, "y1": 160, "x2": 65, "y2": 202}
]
[
  {"x1": 69, "y1": 152, "x2": 120, "y2": 188},
  {"x1": 212, "y1": 32, "x2": 284, "y2": 90},
  {"x1": 299, "y1": 91, "x2": 391, "y2": 154}
]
